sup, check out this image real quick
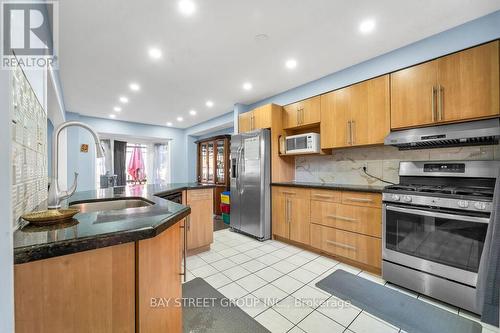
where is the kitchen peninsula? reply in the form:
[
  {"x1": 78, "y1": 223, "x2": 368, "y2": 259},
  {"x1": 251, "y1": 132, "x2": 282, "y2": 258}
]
[{"x1": 13, "y1": 183, "x2": 214, "y2": 333}]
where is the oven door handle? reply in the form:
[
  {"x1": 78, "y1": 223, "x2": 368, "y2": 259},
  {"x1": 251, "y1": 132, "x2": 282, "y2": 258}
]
[{"x1": 386, "y1": 205, "x2": 490, "y2": 224}]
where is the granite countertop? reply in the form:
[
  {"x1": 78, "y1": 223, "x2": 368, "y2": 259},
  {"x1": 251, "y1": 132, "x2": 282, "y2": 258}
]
[
  {"x1": 13, "y1": 183, "x2": 215, "y2": 264},
  {"x1": 271, "y1": 181, "x2": 386, "y2": 193}
]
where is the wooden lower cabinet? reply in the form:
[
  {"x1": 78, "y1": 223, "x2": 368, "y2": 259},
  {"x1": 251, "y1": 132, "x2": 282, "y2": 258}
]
[
  {"x1": 272, "y1": 187, "x2": 289, "y2": 239},
  {"x1": 187, "y1": 188, "x2": 214, "y2": 252},
  {"x1": 310, "y1": 201, "x2": 381, "y2": 238},
  {"x1": 15, "y1": 243, "x2": 136, "y2": 333},
  {"x1": 273, "y1": 186, "x2": 382, "y2": 273},
  {"x1": 311, "y1": 223, "x2": 381, "y2": 270},
  {"x1": 271, "y1": 187, "x2": 310, "y2": 245},
  {"x1": 138, "y1": 221, "x2": 182, "y2": 333},
  {"x1": 15, "y1": 222, "x2": 185, "y2": 333}
]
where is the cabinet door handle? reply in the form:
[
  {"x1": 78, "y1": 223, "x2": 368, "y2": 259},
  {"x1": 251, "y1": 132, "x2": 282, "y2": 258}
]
[
  {"x1": 345, "y1": 197, "x2": 373, "y2": 203},
  {"x1": 281, "y1": 191, "x2": 296, "y2": 195},
  {"x1": 326, "y1": 240, "x2": 357, "y2": 251},
  {"x1": 312, "y1": 194, "x2": 335, "y2": 199},
  {"x1": 431, "y1": 86, "x2": 437, "y2": 122},
  {"x1": 326, "y1": 215, "x2": 357, "y2": 222},
  {"x1": 180, "y1": 217, "x2": 188, "y2": 282},
  {"x1": 351, "y1": 120, "x2": 356, "y2": 145},
  {"x1": 438, "y1": 85, "x2": 444, "y2": 121},
  {"x1": 346, "y1": 121, "x2": 352, "y2": 145}
]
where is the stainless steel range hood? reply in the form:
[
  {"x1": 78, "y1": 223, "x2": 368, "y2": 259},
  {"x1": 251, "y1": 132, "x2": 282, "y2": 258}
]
[{"x1": 384, "y1": 119, "x2": 500, "y2": 150}]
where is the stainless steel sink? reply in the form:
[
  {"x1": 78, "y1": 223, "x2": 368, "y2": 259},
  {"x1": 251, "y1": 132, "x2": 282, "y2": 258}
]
[{"x1": 69, "y1": 198, "x2": 153, "y2": 213}]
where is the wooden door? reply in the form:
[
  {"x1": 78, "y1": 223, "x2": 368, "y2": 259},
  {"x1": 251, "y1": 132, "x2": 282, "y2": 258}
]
[
  {"x1": 187, "y1": 189, "x2": 214, "y2": 250},
  {"x1": 391, "y1": 60, "x2": 438, "y2": 129},
  {"x1": 253, "y1": 105, "x2": 272, "y2": 129},
  {"x1": 289, "y1": 189, "x2": 311, "y2": 245},
  {"x1": 320, "y1": 88, "x2": 352, "y2": 149},
  {"x1": 301, "y1": 96, "x2": 321, "y2": 126},
  {"x1": 272, "y1": 187, "x2": 289, "y2": 239},
  {"x1": 437, "y1": 41, "x2": 499, "y2": 123},
  {"x1": 239, "y1": 111, "x2": 253, "y2": 133},
  {"x1": 350, "y1": 75, "x2": 390, "y2": 146}
]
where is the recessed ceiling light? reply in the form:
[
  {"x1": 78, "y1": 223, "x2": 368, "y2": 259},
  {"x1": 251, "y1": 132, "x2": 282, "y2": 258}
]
[
  {"x1": 113, "y1": 106, "x2": 122, "y2": 112},
  {"x1": 243, "y1": 82, "x2": 253, "y2": 91},
  {"x1": 285, "y1": 59, "x2": 297, "y2": 69},
  {"x1": 359, "y1": 18, "x2": 376, "y2": 34},
  {"x1": 178, "y1": 0, "x2": 196, "y2": 16},
  {"x1": 177, "y1": 116, "x2": 184, "y2": 122},
  {"x1": 148, "y1": 47, "x2": 162, "y2": 59},
  {"x1": 109, "y1": 114, "x2": 116, "y2": 119},
  {"x1": 166, "y1": 122, "x2": 173, "y2": 127},
  {"x1": 254, "y1": 34, "x2": 269, "y2": 42},
  {"x1": 189, "y1": 110, "x2": 197, "y2": 116},
  {"x1": 205, "y1": 100, "x2": 214, "y2": 108},
  {"x1": 119, "y1": 96, "x2": 128, "y2": 103},
  {"x1": 129, "y1": 83, "x2": 140, "y2": 91}
]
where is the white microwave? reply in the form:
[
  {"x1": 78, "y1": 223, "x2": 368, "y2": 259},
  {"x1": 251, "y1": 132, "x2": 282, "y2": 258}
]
[{"x1": 285, "y1": 133, "x2": 320, "y2": 154}]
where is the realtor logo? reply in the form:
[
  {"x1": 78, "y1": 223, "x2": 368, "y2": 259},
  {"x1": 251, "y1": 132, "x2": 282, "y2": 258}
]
[{"x1": 1, "y1": 1, "x2": 58, "y2": 69}]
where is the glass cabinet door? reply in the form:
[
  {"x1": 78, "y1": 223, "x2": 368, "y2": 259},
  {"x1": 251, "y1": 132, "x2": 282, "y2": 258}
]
[
  {"x1": 207, "y1": 141, "x2": 214, "y2": 182},
  {"x1": 216, "y1": 139, "x2": 225, "y2": 184},
  {"x1": 200, "y1": 143, "x2": 208, "y2": 182}
]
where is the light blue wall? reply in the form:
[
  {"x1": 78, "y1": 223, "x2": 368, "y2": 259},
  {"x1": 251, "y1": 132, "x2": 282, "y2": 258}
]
[
  {"x1": 65, "y1": 112, "x2": 187, "y2": 191},
  {"x1": 197, "y1": 127, "x2": 234, "y2": 140},
  {"x1": 241, "y1": 10, "x2": 500, "y2": 113}
]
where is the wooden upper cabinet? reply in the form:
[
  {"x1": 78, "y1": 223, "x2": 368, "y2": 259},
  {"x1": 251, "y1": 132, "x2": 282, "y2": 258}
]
[
  {"x1": 253, "y1": 105, "x2": 272, "y2": 129},
  {"x1": 390, "y1": 60, "x2": 438, "y2": 129},
  {"x1": 239, "y1": 111, "x2": 252, "y2": 133},
  {"x1": 391, "y1": 41, "x2": 500, "y2": 129},
  {"x1": 321, "y1": 75, "x2": 390, "y2": 149},
  {"x1": 437, "y1": 41, "x2": 499, "y2": 123},
  {"x1": 238, "y1": 105, "x2": 273, "y2": 133},
  {"x1": 283, "y1": 96, "x2": 321, "y2": 129},
  {"x1": 320, "y1": 88, "x2": 351, "y2": 149},
  {"x1": 350, "y1": 75, "x2": 390, "y2": 146}
]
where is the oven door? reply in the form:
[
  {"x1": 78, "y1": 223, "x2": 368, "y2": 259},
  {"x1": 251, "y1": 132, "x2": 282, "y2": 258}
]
[{"x1": 383, "y1": 204, "x2": 489, "y2": 287}]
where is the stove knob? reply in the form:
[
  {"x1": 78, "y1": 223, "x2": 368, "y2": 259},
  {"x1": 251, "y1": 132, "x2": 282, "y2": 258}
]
[
  {"x1": 474, "y1": 202, "x2": 487, "y2": 210},
  {"x1": 391, "y1": 194, "x2": 400, "y2": 201},
  {"x1": 457, "y1": 200, "x2": 469, "y2": 208},
  {"x1": 403, "y1": 195, "x2": 412, "y2": 203}
]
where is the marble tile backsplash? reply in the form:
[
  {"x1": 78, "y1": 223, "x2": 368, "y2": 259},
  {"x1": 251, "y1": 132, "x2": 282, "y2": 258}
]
[
  {"x1": 11, "y1": 64, "x2": 48, "y2": 229},
  {"x1": 295, "y1": 145, "x2": 500, "y2": 186}
]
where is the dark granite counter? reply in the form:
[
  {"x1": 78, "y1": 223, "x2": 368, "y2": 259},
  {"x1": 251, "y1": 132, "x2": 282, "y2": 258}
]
[
  {"x1": 271, "y1": 181, "x2": 385, "y2": 193},
  {"x1": 13, "y1": 183, "x2": 214, "y2": 264}
]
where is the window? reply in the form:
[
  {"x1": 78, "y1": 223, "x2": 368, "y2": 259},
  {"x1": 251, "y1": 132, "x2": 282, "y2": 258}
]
[{"x1": 95, "y1": 139, "x2": 170, "y2": 188}]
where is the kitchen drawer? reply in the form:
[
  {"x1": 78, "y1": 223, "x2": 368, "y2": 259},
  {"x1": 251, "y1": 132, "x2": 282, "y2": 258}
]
[
  {"x1": 310, "y1": 202, "x2": 381, "y2": 238},
  {"x1": 273, "y1": 186, "x2": 310, "y2": 198},
  {"x1": 341, "y1": 191, "x2": 381, "y2": 208},
  {"x1": 310, "y1": 189, "x2": 341, "y2": 203},
  {"x1": 311, "y1": 224, "x2": 381, "y2": 269},
  {"x1": 187, "y1": 188, "x2": 213, "y2": 202}
]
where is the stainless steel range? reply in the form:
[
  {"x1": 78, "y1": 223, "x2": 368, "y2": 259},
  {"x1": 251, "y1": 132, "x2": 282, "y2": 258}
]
[{"x1": 382, "y1": 160, "x2": 500, "y2": 314}]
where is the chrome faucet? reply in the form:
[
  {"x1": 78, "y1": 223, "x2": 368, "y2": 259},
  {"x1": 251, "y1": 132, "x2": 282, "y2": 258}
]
[{"x1": 48, "y1": 121, "x2": 105, "y2": 209}]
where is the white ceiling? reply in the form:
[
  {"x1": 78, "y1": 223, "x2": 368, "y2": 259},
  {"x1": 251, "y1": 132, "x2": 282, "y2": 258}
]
[{"x1": 58, "y1": 0, "x2": 500, "y2": 129}]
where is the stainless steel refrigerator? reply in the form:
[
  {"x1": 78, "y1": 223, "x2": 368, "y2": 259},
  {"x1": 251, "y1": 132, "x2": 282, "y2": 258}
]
[{"x1": 230, "y1": 129, "x2": 271, "y2": 240}]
